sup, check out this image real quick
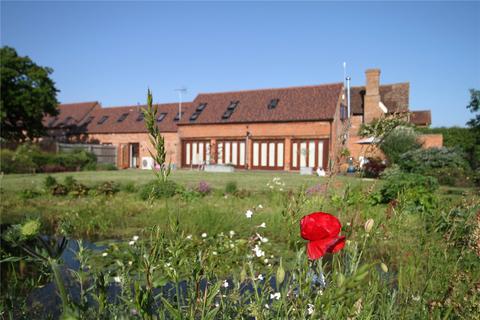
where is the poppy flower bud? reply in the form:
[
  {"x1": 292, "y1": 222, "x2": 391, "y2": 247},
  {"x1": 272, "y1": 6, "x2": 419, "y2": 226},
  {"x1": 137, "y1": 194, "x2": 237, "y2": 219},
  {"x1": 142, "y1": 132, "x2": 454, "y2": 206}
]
[
  {"x1": 364, "y1": 219, "x2": 374, "y2": 233},
  {"x1": 276, "y1": 258, "x2": 285, "y2": 285},
  {"x1": 380, "y1": 263, "x2": 388, "y2": 273}
]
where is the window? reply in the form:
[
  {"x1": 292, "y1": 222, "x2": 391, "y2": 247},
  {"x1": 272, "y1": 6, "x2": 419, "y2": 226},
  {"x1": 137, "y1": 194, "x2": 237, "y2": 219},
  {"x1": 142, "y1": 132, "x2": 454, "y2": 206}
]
[
  {"x1": 196, "y1": 103, "x2": 207, "y2": 112},
  {"x1": 268, "y1": 99, "x2": 279, "y2": 109},
  {"x1": 136, "y1": 112, "x2": 144, "y2": 122},
  {"x1": 222, "y1": 109, "x2": 234, "y2": 119},
  {"x1": 97, "y1": 115, "x2": 109, "y2": 125},
  {"x1": 157, "y1": 112, "x2": 167, "y2": 122},
  {"x1": 117, "y1": 113, "x2": 129, "y2": 123},
  {"x1": 190, "y1": 111, "x2": 201, "y2": 121},
  {"x1": 173, "y1": 112, "x2": 184, "y2": 121},
  {"x1": 227, "y1": 101, "x2": 239, "y2": 110}
]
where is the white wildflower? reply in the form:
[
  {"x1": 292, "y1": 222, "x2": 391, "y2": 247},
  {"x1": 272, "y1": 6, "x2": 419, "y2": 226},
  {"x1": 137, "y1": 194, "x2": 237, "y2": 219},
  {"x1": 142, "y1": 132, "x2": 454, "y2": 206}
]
[
  {"x1": 230, "y1": 243, "x2": 235, "y2": 248},
  {"x1": 102, "y1": 252, "x2": 108, "y2": 257},
  {"x1": 215, "y1": 302, "x2": 220, "y2": 307},
  {"x1": 132, "y1": 235, "x2": 139, "y2": 241},
  {"x1": 258, "y1": 222, "x2": 266, "y2": 228},
  {"x1": 129, "y1": 240, "x2": 135, "y2": 246},
  {"x1": 257, "y1": 204, "x2": 263, "y2": 209},
  {"x1": 186, "y1": 234, "x2": 192, "y2": 240},
  {"x1": 245, "y1": 210, "x2": 253, "y2": 218},
  {"x1": 128, "y1": 261, "x2": 133, "y2": 266},
  {"x1": 201, "y1": 233, "x2": 207, "y2": 238},
  {"x1": 113, "y1": 276, "x2": 122, "y2": 283},
  {"x1": 270, "y1": 292, "x2": 281, "y2": 300},
  {"x1": 307, "y1": 303, "x2": 315, "y2": 315},
  {"x1": 264, "y1": 304, "x2": 270, "y2": 309},
  {"x1": 257, "y1": 274, "x2": 264, "y2": 281},
  {"x1": 264, "y1": 258, "x2": 269, "y2": 264},
  {"x1": 222, "y1": 280, "x2": 229, "y2": 288},
  {"x1": 212, "y1": 251, "x2": 218, "y2": 255},
  {"x1": 229, "y1": 230, "x2": 235, "y2": 237},
  {"x1": 253, "y1": 244, "x2": 265, "y2": 257}
]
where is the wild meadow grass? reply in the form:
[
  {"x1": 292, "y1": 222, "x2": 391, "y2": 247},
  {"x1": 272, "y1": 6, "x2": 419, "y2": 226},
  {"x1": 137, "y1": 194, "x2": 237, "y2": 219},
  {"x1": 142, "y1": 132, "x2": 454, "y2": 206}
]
[{"x1": 0, "y1": 170, "x2": 479, "y2": 319}]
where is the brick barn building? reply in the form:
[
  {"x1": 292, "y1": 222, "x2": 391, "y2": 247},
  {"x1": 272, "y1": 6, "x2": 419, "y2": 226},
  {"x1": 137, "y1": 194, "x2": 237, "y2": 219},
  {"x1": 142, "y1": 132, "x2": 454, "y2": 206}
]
[{"x1": 43, "y1": 68, "x2": 442, "y2": 170}]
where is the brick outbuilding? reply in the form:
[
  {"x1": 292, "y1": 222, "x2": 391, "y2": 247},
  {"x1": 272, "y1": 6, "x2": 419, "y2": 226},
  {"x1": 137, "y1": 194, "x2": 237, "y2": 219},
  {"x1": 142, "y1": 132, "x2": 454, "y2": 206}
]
[{"x1": 44, "y1": 68, "x2": 442, "y2": 170}]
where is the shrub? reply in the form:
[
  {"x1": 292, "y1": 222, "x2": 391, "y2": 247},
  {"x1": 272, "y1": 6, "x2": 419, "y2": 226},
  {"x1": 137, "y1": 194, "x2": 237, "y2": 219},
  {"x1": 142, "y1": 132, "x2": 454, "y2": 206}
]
[
  {"x1": 44, "y1": 175, "x2": 57, "y2": 189},
  {"x1": 95, "y1": 181, "x2": 119, "y2": 196},
  {"x1": 379, "y1": 170, "x2": 439, "y2": 203},
  {"x1": 398, "y1": 147, "x2": 472, "y2": 186},
  {"x1": 0, "y1": 149, "x2": 16, "y2": 173},
  {"x1": 64, "y1": 176, "x2": 77, "y2": 190},
  {"x1": 53, "y1": 149, "x2": 96, "y2": 171},
  {"x1": 362, "y1": 157, "x2": 387, "y2": 178},
  {"x1": 225, "y1": 181, "x2": 238, "y2": 194},
  {"x1": 196, "y1": 181, "x2": 211, "y2": 195},
  {"x1": 380, "y1": 126, "x2": 422, "y2": 164},
  {"x1": 139, "y1": 180, "x2": 179, "y2": 200}
]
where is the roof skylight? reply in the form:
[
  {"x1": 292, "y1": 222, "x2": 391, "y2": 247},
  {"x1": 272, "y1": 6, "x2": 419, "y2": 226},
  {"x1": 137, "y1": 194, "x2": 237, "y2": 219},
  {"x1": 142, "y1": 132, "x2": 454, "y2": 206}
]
[{"x1": 97, "y1": 115, "x2": 109, "y2": 125}]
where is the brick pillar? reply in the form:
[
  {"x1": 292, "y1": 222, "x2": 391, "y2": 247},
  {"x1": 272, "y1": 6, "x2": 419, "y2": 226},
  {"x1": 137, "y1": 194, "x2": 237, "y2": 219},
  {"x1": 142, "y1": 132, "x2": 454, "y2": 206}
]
[
  {"x1": 364, "y1": 69, "x2": 383, "y2": 123},
  {"x1": 210, "y1": 139, "x2": 217, "y2": 164}
]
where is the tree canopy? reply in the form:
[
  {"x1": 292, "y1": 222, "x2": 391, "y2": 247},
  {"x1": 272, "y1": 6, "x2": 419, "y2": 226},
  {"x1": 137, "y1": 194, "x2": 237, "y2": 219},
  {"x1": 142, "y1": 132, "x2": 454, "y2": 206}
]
[
  {"x1": 0, "y1": 46, "x2": 59, "y2": 142},
  {"x1": 466, "y1": 88, "x2": 480, "y2": 130}
]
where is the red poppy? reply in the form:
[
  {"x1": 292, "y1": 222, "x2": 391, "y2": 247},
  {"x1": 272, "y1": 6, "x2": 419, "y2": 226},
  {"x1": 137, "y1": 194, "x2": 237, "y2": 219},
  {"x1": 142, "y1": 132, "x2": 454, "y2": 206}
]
[{"x1": 300, "y1": 212, "x2": 346, "y2": 260}]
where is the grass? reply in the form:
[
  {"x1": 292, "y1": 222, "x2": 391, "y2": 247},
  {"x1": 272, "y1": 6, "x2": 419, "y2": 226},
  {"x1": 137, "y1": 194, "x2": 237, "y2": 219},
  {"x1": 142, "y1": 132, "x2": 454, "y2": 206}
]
[
  {"x1": 0, "y1": 168, "x2": 360, "y2": 192},
  {"x1": 1, "y1": 169, "x2": 479, "y2": 319}
]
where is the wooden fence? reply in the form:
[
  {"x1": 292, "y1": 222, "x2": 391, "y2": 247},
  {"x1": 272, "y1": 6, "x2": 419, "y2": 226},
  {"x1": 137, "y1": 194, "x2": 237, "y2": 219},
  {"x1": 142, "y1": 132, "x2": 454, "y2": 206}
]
[{"x1": 57, "y1": 143, "x2": 117, "y2": 164}]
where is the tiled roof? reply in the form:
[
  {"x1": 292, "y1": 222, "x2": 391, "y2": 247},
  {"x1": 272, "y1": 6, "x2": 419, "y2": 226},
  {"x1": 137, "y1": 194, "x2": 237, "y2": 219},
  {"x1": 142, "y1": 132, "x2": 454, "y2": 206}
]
[
  {"x1": 43, "y1": 101, "x2": 100, "y2": 128},
  {"x1": 80, "y1": 103, "x2": 192, "y2": 134},
  {"x1": 410, "y1": 110, "x2": 431, "y2": 126},
  {"x1": 178, "y1": 83, "x2": 343, "y2": 125},
  {"x1": 350, "y1": 83, "x2": 409, "y2": 114}
]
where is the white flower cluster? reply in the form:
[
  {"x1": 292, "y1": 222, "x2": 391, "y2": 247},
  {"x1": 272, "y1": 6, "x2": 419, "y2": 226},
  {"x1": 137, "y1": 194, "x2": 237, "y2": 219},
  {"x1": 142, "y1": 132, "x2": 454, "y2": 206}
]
[
  {"x1": 266, "y1": 177, "x2": 285, "y2": 191},
  {"x1": 129, "y1": 235, "x2": 139, "y2": 246}
]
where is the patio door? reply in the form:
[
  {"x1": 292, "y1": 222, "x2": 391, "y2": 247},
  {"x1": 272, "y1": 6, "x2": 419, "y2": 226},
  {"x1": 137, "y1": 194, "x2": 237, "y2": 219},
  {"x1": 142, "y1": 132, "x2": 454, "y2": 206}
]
[
  {"x1": 183, "y1": 140, "x2": 211, "y2": 167},
  {"x1": 216, "y1": 140, "x2": 246, "y2": 168},
  {"x1": 291, "y1": 139, "x2": 328, "y2": 170},
  {"x1": 251, "y1": 140, "x2": 284, "y2": 170}
]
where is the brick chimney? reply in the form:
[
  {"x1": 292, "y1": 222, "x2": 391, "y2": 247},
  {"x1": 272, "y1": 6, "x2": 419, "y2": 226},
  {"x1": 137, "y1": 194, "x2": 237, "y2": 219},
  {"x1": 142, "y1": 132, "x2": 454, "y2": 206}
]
[{"x1": 364, "y1": 68, "x2": 383, "y2": 123}]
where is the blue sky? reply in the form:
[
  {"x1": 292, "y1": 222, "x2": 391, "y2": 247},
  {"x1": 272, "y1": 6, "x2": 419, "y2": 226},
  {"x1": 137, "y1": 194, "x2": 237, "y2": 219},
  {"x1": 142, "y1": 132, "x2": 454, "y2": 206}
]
[{"x1": 2, "y1": 1, "x2": 479, "y2": 127}]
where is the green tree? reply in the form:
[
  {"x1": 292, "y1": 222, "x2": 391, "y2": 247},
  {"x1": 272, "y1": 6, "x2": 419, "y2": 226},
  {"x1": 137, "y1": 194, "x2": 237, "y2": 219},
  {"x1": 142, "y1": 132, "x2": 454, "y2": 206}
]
[
  {"x1": 0, "y1": 46, "x2": 59, "y2": 142},
  {"x1": 466, "y1": 88, "x2": 480, "y2": 130}
]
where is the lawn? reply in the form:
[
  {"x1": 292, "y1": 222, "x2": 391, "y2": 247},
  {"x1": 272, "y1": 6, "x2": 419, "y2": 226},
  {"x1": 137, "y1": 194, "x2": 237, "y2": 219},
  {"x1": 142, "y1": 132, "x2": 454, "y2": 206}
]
[{"x1": 1, "y1": 169, "x2": 479, "y2": 319}]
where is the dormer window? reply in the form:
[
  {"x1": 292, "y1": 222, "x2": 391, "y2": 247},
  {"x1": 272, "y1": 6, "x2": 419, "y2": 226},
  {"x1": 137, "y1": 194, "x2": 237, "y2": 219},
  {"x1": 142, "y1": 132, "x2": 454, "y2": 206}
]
[
  {"x1": 173, "y1": 112, "x2": 183, "y2": 121},
  {"x1": 190, "y1": 112, "x2": 201, "y2": 121},
  {"x1": 97, "y1": 115, "x2": 109, "y2": 125},
  {"x1": 222, "y1": 101, "x2": 239, "y2": 120},
  {"x1": 157, "y1": 112, "x2": 167, "y2": 122},
  {"x1": 268, "y1": 99, "x2": 279, "y2": 110},
  {"x1": 227, "y1": 101, "x2": 239, "y2": 110},
  {"x1": 196, "y1": 103, "x2": 207, "y2": 112},
  {"x1": 190, "y1": 103, "x2": 207, "y2": 122},
  {"x1": 117, "y1": 113, "x2": 129, "y2": 123}
]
